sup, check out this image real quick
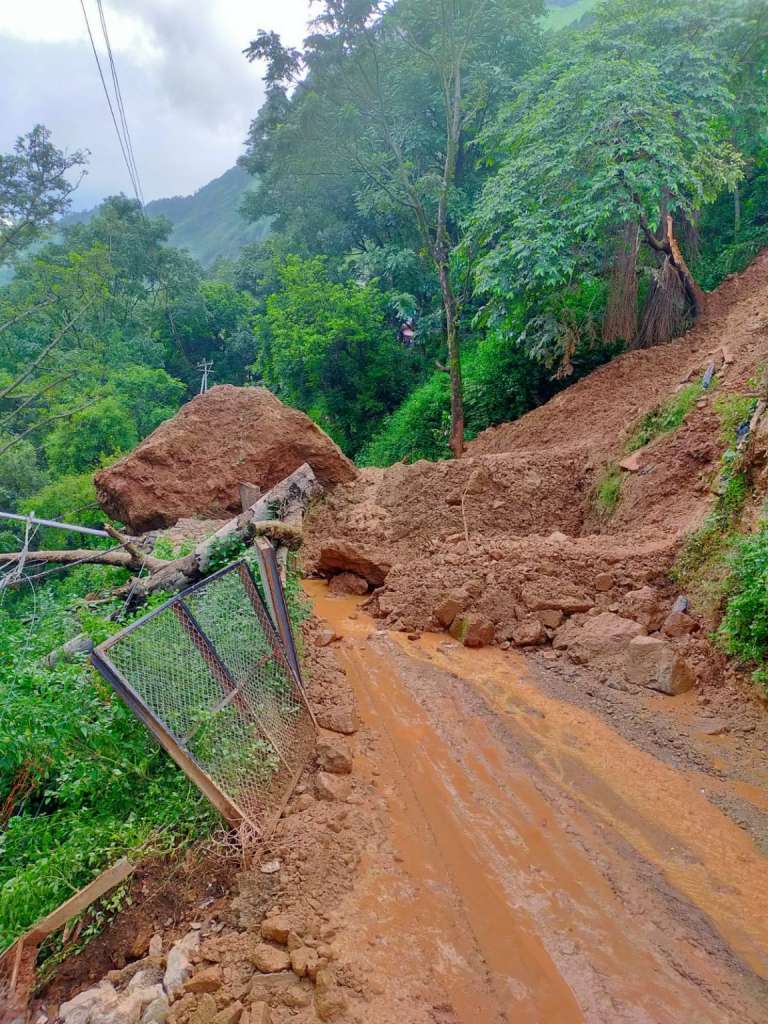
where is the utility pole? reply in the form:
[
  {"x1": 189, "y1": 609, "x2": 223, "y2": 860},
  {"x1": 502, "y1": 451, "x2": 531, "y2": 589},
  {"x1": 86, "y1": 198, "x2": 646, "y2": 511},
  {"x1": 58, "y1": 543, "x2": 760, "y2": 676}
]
[{"x1": 197, "y1": 359, "x2": 213, "y2": 394}]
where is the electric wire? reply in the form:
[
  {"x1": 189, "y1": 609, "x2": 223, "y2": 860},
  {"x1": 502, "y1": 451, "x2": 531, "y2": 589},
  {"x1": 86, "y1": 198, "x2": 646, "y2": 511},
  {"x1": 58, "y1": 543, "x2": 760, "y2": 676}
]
[
  {"x1": 78, "y1": 0, "x2": 142, "y2": 204},
  {"x1": 95, "y1": 0, "x2": 145, "y2": 205}
]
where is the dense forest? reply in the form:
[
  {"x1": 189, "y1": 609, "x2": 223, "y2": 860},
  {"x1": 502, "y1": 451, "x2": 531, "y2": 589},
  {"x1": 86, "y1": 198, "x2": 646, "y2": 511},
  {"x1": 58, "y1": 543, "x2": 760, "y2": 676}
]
[{"x1": 1, "y1": 0, "x2": 767, "y2": 952}]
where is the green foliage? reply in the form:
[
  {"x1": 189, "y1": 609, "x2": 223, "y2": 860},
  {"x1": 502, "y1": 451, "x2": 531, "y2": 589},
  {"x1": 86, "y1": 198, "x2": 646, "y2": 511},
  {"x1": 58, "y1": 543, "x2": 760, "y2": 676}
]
[
  {"x1": 716, "y1": 525, "x2": 768, "y2": 690},
  {"x1": 0, "y1": 568, "x2": 216, "y2": 949},
  {"x1": 593, "y1": 465, "x2": 623, "y2": 518},
  {"x1": 360, "y1": 331, "x2": 541, "y2": 465},
  {"x1": 714, "y1": 391, "x2": 757, "y2": 442},
  {"x1": 44, "y1": 398, "x2": 138, "y2": 476},
  {"x1": 0, "y1": 437, "x2": 47, "y2": 512},
  {"x1": 625, "y1": 383, "x2": 705, "y2": 452},
  {"x1": 108, "y1": 367, "x2": 186, "y2": 437},
  {"x1": 255, "y1": 256, "x2": 413, "y2": 454},
  {"x1": 20, "y1": 472, "x2": 103, "y2": 548}
]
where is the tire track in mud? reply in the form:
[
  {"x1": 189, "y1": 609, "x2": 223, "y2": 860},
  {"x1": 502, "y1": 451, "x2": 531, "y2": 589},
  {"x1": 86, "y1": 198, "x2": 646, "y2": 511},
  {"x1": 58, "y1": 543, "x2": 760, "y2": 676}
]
[{"x1": 307, "y1": 582, "x2": 768, "y2": 1024}]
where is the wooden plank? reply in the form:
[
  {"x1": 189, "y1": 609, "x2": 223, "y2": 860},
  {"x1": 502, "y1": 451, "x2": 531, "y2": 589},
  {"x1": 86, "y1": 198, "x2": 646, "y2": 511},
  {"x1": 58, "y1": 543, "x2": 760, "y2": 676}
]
[
  {"x1": 91, "y1": 649, "x2": 247, "y2": 827},
  {"x1": 24, "y1": 859, "x2": 135, "y2": 945}
]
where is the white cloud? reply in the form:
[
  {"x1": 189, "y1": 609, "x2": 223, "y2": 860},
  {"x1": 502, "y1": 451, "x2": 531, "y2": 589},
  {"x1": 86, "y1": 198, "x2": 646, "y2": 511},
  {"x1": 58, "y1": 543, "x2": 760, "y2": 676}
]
[{"x1": 0, "y1": 0, "x2": 313, "y2": 206}]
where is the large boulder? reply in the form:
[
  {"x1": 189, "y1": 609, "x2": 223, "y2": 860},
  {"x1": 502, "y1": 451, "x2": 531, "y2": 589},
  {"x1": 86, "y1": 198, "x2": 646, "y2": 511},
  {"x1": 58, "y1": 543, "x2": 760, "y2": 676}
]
[
  {"x1": 95, "y1": 386, "x2": 357, "y2": 532},
  {"x1": 316, "y1": 540, "x2": 391, "y2": 587},
  {"x1": 625, "y1": 636, "x2": 695, "y2": 695},
  {"x1": 554, "y1": 612, "x2": 645, "y2": 664}
]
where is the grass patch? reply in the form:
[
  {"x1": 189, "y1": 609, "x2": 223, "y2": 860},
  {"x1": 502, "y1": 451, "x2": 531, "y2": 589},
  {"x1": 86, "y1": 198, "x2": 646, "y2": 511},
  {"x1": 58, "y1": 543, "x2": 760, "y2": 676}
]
[
  {"x1": 593, "y1": 465, "x2": 623, "y2": 518},
  {"x1": 625, "y1": 382, "x2": 705, "y2": 453},
  {"x1": 716, "y1": 525, "x2": 768, "y2": 693},
  {"x1": 714, "y1": 391, "x2": 757, "y2": 443}
]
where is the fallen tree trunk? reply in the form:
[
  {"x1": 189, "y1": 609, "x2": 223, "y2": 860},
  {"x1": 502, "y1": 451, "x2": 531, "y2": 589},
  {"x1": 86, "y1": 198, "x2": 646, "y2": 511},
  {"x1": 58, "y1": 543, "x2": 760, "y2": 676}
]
[
  {"x1": 0, "y1": 548, "x2": 167, "y2": 572},
  {"x1": 0, "y1": 464, "x2": 322, "y2": 603}
]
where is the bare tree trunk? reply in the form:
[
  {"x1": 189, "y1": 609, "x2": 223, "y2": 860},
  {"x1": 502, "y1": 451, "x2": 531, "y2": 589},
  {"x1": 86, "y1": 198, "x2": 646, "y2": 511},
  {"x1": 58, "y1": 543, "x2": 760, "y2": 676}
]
[
  {"x1": 636, "y1": 213, "x2": 705, "y2": 348},
  {"x1": 438, "y1": 262, "x2": 464, "y2": 457}
]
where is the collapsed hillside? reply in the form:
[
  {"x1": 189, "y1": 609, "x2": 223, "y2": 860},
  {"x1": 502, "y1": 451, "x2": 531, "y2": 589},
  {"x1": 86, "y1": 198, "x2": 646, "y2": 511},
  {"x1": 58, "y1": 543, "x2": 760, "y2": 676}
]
[{"x1": 306, "y1": 251, "x2": 768, "y2": 701}]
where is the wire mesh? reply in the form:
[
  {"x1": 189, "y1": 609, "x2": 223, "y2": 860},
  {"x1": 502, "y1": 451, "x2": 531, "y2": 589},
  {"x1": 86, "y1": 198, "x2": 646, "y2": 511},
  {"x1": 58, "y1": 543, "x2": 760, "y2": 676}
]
[{"x1": 93, "y1": 561, "x2": 315, "y2": 836}]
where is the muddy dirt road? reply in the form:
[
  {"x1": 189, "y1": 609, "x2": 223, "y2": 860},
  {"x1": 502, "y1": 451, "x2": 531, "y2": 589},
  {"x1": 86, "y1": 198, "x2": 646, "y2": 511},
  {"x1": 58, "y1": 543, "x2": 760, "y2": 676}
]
[{"x1": 307, "y1": 582, "x2": 768, "y2": 1024}]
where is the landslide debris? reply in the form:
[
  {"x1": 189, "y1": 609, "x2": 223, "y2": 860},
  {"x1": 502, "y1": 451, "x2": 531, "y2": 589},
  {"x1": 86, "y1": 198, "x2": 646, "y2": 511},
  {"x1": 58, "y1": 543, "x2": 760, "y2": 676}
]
[
  {"x1": 305, "y1": 251, "x2": 768, "y2": 704},
  {"x1": 95, "y1": 386, "x2": 357, "y2": 532}
]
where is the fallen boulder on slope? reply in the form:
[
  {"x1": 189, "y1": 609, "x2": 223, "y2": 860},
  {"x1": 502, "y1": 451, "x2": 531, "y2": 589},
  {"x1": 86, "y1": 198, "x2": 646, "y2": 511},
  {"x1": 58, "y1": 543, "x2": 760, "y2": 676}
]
[{"x1": 95, "y1": 385, "x2": 357, "y2": 532}]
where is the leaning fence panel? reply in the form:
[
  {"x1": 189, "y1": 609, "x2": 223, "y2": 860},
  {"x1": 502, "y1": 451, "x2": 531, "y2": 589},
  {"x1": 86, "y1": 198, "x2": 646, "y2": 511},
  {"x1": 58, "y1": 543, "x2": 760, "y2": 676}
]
[{"x1": 91, "y1": 560, "x2": 315, "y2": 837}]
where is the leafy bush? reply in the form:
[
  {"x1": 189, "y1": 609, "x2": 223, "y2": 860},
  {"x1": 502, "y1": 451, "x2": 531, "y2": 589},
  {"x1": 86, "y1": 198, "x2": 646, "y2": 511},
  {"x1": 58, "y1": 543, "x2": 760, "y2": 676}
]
[
  {"x1": 717, "y1": 527, "x2": 768, "y2": 691},
  {"x1": 626, "y1": 383, "x2": 704, "y2": 452},
  {"x1": 360, "y1": 332, "x2": 540, "y2": 465},
  {"x1": 0, "y1": 568, "x2": 216, "y2": 949},
  {"x1": 20, "y1": 472, "x2": 104, "y2": 548},
  {"x1": 714, "y1": 391, "x2": 757, "y2": 443}
]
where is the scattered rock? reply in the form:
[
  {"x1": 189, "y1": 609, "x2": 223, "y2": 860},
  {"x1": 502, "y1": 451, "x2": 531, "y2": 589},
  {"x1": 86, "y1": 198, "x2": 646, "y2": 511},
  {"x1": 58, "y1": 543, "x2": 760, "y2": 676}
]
[
  {"x1": 211, "y1": 1003, "x2": 242, "y2": 1024},
  {"x1": 60, "y1": 982, "x2": 119, "y2": 1024},
  {"x1": 625, "y1": 636, "x2": 695, "y2": 695},
  {"x1": 316, "y1": 734, "x2": 353, "y2": 775},
  {"x1": 449, "y1": 613, "x2": 495, "y2": 648},
  {"x1": 279, "y1": 984, "x2": 312, "y2": 1010},
  {"x1": 260, "y1": 916, "x2": 292, "y2": 945},
  {"x1": 316, "y1": 707, "x2": 358, "y2": 735},
  {"x1": 662, "y1": 611, "x2": 698, "y2": 637},
  {"x1": 315, "y1": 629, "x2": 341, "y2": 648},
  {"x1": 314, "y1": 969, "x2": 347, "y2": 1022},
  {"x1": 433, "y1": 589, "x2": 471, "y2": 628},
  {"x1": 316, "y1": 540, "x2": 391, "y2": 586},
  {"x1": 259, "y1": 859, "x2": 282, "y2": 874},
  {"x1": 701, "y1": 718, "x2": 730, "y2": 737},
  {"x1": 512, "y1": 618, "x2": 547, "y2": 647},
  {"x1": 251, "y1": 944, "x2": 291, "y2": 974},
  {"x1": 619, "y1": 450, "x2": 646, "y2": 473},
  {"x1": 95, "y1": 385, "x2": 356, "y2": 531},
  {"x1": 594, "y1": 573, "x2": 614, "y2": 592},
  {"x1": 315, "y1": 771, "x2": 352, "y2": 802},
  {"x1": 620, "y1": 587, "x2": 666, "y2": 632},
  {"x1": 241, "y1": 1004, "x2": 271, "y2": 1024},
  {"x1": 524, "y1": 590, "x2": 593, "y2": 614},
  {"x1": 290, "y1": 946, "x2": 320, "y2": 980},
  {"x1": 189, "y1": 993, "x2": 218, "y2": 1024},
  {"x1": 536, "y1": 608, "x2": 563, "y2": 630},
  {"x1": 555, "y1": 613, "x2": 645, "y2": 664},
  {"x1": 140, "y1": 996, "x2": 169, "y2": 1024},
  {"x1": 328, "y1": 572, "x2": 368, "y2": 596},
  {"x1": 148, "y1": 936, "x2": 163, "y2": 958},
  {"x1": 164, "y1": 933, "x2": 200, "y2": 1001},
  {"x1": 184, "y1": 967, "x2": 222, "y2": 995}
]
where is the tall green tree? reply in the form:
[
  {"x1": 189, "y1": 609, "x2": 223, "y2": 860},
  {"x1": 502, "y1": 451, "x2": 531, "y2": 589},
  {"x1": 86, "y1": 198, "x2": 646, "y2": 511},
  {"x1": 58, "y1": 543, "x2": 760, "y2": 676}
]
[
  {"x1": 244, "y1": 0, "x2": 544, "y2": 455},
  {"x1": 472, "y1": 0, "x2": 761, "y2": 361}
]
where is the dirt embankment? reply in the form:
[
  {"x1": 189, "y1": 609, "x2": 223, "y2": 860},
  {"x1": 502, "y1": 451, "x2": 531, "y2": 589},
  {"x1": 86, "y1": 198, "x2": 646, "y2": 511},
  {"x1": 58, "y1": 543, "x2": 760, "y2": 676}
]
[{"x1": 305, "y1": 251, "x2": 768, "y2": 716}]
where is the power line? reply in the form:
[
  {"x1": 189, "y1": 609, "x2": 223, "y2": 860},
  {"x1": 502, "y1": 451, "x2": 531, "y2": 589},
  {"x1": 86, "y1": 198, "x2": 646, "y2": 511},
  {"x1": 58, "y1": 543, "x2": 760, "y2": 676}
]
[
  {"x1": 95, "y1": 0, "x2": 145, "y2": 205},
  {"x1": 78, "y1": 0, "x2": 143, "y2": 205}
]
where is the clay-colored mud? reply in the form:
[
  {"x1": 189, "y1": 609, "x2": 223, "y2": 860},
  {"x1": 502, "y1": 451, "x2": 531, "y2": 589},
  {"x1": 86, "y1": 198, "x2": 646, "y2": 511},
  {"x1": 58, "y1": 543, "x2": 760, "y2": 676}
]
[{"x1": 307, "y1": 582, "x2": 768, "y2": 1024}]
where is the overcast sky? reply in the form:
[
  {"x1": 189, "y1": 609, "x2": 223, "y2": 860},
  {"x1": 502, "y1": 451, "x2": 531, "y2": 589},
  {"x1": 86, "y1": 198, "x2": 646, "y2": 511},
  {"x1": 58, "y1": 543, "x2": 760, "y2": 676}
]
[{"x1": 0, "y1": 1, "x2": 313, "y2": 209}]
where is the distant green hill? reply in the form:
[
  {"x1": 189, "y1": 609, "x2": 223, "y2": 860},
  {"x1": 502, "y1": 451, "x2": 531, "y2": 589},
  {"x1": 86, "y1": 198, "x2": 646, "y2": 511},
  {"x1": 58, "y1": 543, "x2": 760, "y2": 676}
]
[
  {"x1": 143, "y1": 165, "x2": 270, "y2": 267},
  {"x1": 61, "y1": 165, "x2": 270, "y2": 269},
  {"x1": 546, "y1": 0, "x2": 598, "y2": 29}
]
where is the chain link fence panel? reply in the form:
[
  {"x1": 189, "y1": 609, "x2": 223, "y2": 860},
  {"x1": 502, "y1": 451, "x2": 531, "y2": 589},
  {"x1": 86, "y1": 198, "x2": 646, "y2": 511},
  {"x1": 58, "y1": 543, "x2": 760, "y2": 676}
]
[{"x1": 92, "y1": 560, "x2": 315, "y2": 837}]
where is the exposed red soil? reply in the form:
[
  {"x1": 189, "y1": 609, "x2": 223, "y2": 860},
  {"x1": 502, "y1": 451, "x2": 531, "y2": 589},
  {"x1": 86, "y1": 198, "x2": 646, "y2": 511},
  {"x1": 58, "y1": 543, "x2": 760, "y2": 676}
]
[{"x1": 95, "y1": 386, "x2": 357, "y2": 532}]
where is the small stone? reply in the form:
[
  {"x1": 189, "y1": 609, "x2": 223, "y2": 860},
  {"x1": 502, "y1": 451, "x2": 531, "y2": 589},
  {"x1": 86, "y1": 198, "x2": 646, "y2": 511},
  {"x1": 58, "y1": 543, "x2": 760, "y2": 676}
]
[
  {"x1": 625, "y1": 636, "x2": 695, "y2": 696},
  {"x1": 148, "y1": 936, "x2": 163, "y2": 958},
  {"x1": 328, "y1": 572, "x2": 368, "y2": 596},
  {"x1": 286, "y1": 931, "x2": 304, "y2": 952},
  {"x1": 290, "y1": 947, "x2": 319, "y2": 980},
  {"x1": 164, "y1": 932, "x2": 200, "y2": 1000},
  {"x1": 141, "y1": 995, "x2": 169, "y2": 1024},
  {"x1": 619, "y1": 450, "x2": 645, "y2": 473},
  {"x1": 251, "y1": 944, "x2": 291, "y2": 974},
  {"x1": 594, "y1": 573, "x2": 614, "y2": 592},
  {"x1": 314, "y1": 969, "x2": 347, "y2": 1022},
  {"x1": 536, "y1": 608, "x2": 563, "y2": 630},
  {"x1": 280, "y1": 984, "x2": 312, "y2": 1010},
  {"x1": 316, "y1": 629, "x2": 341, "y2": 648},
  {"x1": 620, "y1": 586, "x2": 665, "y2": 632},
  {"x1": 316, "y1": 733, "x2": 353, "y2": 775},
  {"x1": 190, "y1": 993, "x2": 218, "y2": 1024},
  {"x1": 259, "y1": 859, "x2": 282, "y2": 874},
  {"x1": 407, "y1": 633, "x2": 421, "y2": 641},
  {"x1": 184, "y1": 967, "x2": 222, "y2": 994},
  {"x1": 315, "y1": 772, "x2": 351, "y2": 802},
  {"x1": 449, "y1": 613, "x2": 495, "y2": 648},
  {"x1": 512, "y1": 618, "x2": 547, "y2": 647},
  {"x1": 701, "y1": 718, "x2": 730, "y2": 737},
  {"x1": 212, "y1": 1004, "x2": 243, "y2": 1024},
  {"x1": 316, "y1": 707, "x2": 358, "y2": 735},
  {"x1": 433, "y1": 590, "x2": 470, "y2": 628},
  {"x1": 242, "y1": 1004, "x2": 270, "y2": 1024},
  {"x1": 261, "y1": 916, "x2": 292, "y2": 945},
  {"x1": 662, "y1": 611, "x2": 698, "y2": 638}
]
